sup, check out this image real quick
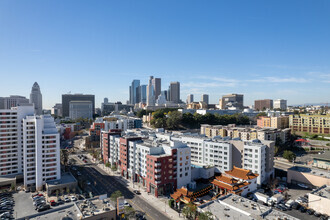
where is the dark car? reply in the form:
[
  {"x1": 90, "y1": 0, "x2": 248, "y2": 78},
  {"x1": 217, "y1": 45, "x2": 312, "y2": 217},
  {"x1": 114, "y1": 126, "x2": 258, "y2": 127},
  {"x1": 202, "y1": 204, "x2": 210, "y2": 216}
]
[
  {"x1": 306, "y1": 209, "x2": 314, "y2": 215},
  {"x1": 299, "y1": 206, "x2": 306, "y2": 213},
  {"x1": 37, "y1": 204, "x2": 50, "y2": 212},
  {"x1": 57, "y1": 198, "x2": 64, "y2": 205},
  {"x1": 78, "y1": 195, "x2": 84, "y2": 200},
  {"x1": 133, "y1": 190, "x2": 141, "y2": 195},
  {"x1": 292, "y1": 202, "x2": 300, "y2": 210},
  {"x1": 319, "y1": 215, "x2": 329, "y2": 220},
  {"x1": 314, "y1": 212, "x2": 321, "y2": 217}
]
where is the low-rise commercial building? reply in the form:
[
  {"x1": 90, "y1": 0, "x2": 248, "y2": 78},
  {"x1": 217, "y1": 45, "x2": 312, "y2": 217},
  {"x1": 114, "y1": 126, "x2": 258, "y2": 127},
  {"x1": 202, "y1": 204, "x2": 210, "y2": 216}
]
[
  {"x1": 308, "y1": 185, "x2": 330, "y2": 216},
  {"x1": 287, "y1": 166, "x2": 330, "y2": 188},
  {"x1": 257, "y1": 116, "x2": 289, "y2": 129},
  {"x1": 198, "y1": 194, "x2": 299, "y2": 220}
]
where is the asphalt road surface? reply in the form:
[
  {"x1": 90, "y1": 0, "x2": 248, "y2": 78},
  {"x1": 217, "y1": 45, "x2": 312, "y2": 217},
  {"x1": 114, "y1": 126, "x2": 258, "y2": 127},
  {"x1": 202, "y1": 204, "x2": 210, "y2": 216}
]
[{"x1": 71, "y1": 154, "x2": 170, "y2": 220}]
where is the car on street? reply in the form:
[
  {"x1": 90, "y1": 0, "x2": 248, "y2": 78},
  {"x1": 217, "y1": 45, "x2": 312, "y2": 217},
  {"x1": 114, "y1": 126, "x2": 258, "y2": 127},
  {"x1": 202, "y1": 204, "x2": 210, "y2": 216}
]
[
  {"x1": 314, "y1": 212, "x2": 321, "y2": 217},
  {"x1": 77, "y1": 171, "x2": 81, "y2": 176},
  {"x1": 86, "y1": 181, "x2": 91, "y2": 185},
  {"x1": 298, "y1": 183, "x2": 309, "y2": 189},
  {"x1": 133, "y1": 190, "x2": 141, "y2": 195},
  {"x1": 124, "y1": 200, "x2": 131, "y2": 207}
]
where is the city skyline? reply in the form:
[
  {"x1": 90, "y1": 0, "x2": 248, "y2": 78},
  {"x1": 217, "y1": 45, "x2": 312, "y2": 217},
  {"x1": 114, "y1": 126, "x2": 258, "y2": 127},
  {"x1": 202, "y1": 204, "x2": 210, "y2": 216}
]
[{"x1": 1, "y1": 0, "x2": 330, "y2": 108}]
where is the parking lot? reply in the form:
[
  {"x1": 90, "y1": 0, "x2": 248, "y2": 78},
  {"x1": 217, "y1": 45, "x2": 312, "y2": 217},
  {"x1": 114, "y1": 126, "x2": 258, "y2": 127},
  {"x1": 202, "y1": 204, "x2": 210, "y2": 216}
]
[
  {"x1": 13, "y1": 191, "x2": 80, "y2": 219},
  {"x1": 0, "y1": 191, "x2": 14, "y2": 219}
]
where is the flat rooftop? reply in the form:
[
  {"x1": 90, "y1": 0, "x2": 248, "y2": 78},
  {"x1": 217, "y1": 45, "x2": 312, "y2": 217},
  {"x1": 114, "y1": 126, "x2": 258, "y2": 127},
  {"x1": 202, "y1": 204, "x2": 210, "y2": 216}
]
[
  {"x1": 289, "y1": 166, "x2": 330, "y2": 179},
  {"x1": 313, "y1": 151, "x2": 330, "y2": 161},
  {"x1": 310, "y1": 185, "x2": 330, "y2": 199},
  {"x1": 199, "y1": 194, "x2": 299, "y2": 220},
  {"x1": 76, "y1": 198, "x2": 115, "y2": 218},
  {"x1": 46, "y1": 173, "x2": 77, "y2": 186}
]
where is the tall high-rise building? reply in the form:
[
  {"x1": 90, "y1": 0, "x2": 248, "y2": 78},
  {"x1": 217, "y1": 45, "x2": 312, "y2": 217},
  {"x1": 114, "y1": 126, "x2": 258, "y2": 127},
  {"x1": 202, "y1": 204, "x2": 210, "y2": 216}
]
[
  {"x1": 201, "y1": 94, "x2": 209, "y2": 104},
  {"x1": 139, "y1": 85, "x2": 147, "y2": 104},
  {"x1": 254, "y1": 99, "x2": 273, "y2": 111},
  {"x1": 130, "y1": 80, "x2": 140, "y2": 105},
  {"x1": 169, "y1": 82, "x2": 180, "y2": 103},
  {"x1": 274, "y1": 99, "x2": 287, "y2": 110},
  {"x1": 0, "y1": 95, "x2": 29, "y2": 109},
  {"x1": 219, "y1": 94, "x2": 244, "y2": 110},
  {"x1": 22, "y1": 115, "x2": 61, "y2": 190},
  {"x1": 151, "y1": 77, "x2": 161, "y2": 100},
  {"x1": 62, "y1": 94, "x2": 95, "y2": 118},
  {"x1": 147, "y1": 76, "x2": 155, "y2": 106},
  {"x1": 186, "y1": 94, "x2": 194, "y2": 104},
  {"x1": 0, "y1": 105, "x2": 61, "y2": 190},
  {"x1": 29, "y1": 82, "x2": 43, "y2": 115}
]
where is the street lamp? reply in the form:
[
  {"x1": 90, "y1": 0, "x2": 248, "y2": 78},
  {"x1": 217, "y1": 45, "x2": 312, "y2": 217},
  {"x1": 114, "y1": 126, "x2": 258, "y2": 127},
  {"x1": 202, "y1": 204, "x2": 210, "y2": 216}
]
[{"x1": 165, "y1": 200, "x2": 166, "y2": 213}]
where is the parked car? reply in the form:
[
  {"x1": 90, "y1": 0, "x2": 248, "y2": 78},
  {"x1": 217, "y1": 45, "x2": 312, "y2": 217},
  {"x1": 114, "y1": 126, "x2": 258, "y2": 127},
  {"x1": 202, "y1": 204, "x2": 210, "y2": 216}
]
[
  {"x1": 64, "y1": 196, "x2": 70, "y2": 203},
  {"x1": 70, "y1": 196, "x2": 77, "y2": 201},
  {"x1": 306, "y1": 209, "x2": 314, "y2": 215},
  {"x1": 292, "y1": 202, "x2": 300, "y2": 210},
  {"x1": 314, "y1": 212, "x2": 321, "y2": 217},
  {"x1": 77, "y1": 195, "x2": 84, "y2": 200},
  {"x1": 86, "y1": 181, "x2": 91, "y2": 185},
  {"x1": 0, "y1": 212, "x2": 10, "y2": 218},
  {"x1": 57, "y1": 198, "x2": 64, "y2": 205},
  {"x1": 298, "y1": 183, "x2": 309, "y2": 189},
  {"x1": 299, "y1": 206, "x2": 306, "y2": 213},
  {"x1": 50, "y1": 200, "x2": 57, "y2": 206},
  {"x1": 37, "y1": 204, "x2": 50, "y2": 212},
  {"x1": 77, "y1": 172, "x2": 81, "y2": 176}
]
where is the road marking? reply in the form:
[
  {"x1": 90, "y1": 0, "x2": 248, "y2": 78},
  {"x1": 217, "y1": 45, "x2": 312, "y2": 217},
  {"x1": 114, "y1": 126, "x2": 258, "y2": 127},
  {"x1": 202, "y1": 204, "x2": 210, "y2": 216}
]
[{"x1": 128, "y1": 199, "x2": 156, "y2": 220}]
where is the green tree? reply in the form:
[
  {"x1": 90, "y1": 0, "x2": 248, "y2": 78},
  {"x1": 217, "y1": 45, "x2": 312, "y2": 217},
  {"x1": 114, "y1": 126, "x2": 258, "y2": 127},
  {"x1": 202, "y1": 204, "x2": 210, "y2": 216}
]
[
  {"x1": 168, "y1": 199, "x2": 174, "y2": 208},
  {"x1": 136, "y1": 109, "x2": 147, "y2": 118},
  {"x1": 182, "y1": 202, "x2": 197, "y2": 220},
  {"x1": 111, "y1": 165, "x2": 117, "y2": 171},
  {"x1": 283, "y1": 150, "x2": 296, "y2": 162},
  {"x1": 166, "y1": 111, "x2": 182, "y2": 130},
  {"x1": 198, "y1": 211, "x2": 213, "y2": 220},
  {"x1": 257, "y1": 112, "x2": 267, "y2": 117},
  {"x1": 110, "y1": 190, "x2": 123, "y2": 203},
  {"x1": 124, "y1": 206, "x2": 135, "y2": 219},
  {"x1": 10, "y1": 183, "x2": 15, "y2": 191},
  {"x1": 105, "y1": 162, "x2": 110, "y2": 168}
]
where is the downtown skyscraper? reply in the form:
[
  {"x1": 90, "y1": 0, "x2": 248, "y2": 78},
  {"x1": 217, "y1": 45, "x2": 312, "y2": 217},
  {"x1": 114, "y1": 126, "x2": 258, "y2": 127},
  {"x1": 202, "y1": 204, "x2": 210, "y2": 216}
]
[{"x1": 29, "y1": 82, "x2": 43, "y2": 115}]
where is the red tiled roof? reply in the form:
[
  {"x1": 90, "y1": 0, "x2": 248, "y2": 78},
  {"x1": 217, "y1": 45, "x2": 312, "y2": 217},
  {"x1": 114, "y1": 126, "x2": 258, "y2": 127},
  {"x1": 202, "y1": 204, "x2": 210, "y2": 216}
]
[
  {"x1": 215, "y1": 175, "x2": 238, "y2": 184},
  {"x1": 225, "y1": 166, "x2": 259, "y2": 180}
]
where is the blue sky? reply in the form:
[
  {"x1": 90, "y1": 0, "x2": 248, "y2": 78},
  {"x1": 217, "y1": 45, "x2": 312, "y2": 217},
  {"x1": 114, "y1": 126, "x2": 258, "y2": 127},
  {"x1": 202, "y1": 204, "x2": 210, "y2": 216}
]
[{"x1": 0, "y1": 0, "x2": 329, "y2": 109}]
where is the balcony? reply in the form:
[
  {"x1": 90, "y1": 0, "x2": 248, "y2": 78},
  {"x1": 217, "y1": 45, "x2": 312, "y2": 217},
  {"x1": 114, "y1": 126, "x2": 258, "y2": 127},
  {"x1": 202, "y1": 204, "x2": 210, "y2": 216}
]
[
  {"x1": 155, "y1": 180, "x2": 161, "y2": 184},
  {"x1": 155, "y1": 169, "x2": 161, "y2": 173},
  {"x1": 155, "y1": 163, "x2": 161, "y2": 168},
  {"x1": 155, "y1": 174, "x2": 161, "y2": 178}
]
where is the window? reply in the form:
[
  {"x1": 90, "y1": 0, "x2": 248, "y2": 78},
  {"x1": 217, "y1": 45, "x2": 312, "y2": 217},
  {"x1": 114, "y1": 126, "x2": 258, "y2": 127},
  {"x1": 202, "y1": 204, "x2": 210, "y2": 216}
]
[{"x1": 185, "y1": 173, "x2": 188, "y2": 176}]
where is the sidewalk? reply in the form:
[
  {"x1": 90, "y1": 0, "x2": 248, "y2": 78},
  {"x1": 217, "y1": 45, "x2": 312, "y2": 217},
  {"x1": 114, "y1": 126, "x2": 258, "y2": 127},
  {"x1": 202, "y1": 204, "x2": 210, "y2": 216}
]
[{"x1": 85, "y1": 154, "x2": 183, "y2": 219}]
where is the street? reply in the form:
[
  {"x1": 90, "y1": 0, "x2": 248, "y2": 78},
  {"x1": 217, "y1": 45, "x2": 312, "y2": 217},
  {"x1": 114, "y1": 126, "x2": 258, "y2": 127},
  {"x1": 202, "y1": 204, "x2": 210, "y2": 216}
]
[{"x1": 70, "y1": 150, "x2": 170, "y2": 220}]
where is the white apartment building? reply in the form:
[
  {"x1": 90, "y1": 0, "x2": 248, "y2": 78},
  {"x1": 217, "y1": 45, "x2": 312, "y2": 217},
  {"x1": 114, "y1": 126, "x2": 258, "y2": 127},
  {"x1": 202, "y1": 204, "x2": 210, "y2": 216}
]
[
  {"x1": 243, "y1": 140, "x2": 267, "y2": 185},
  {"x1": 274, "y1": 99, "x2": 287, "y2": 110},
  {"x1": 179, "y1": 136, "x2": 233, "y2": 173},
  {"x1": 22, "y1": 115, "x2": 61, "y2": 190},
  {"x1": 0, "y1": 105, "x2": 34, "y2": 177}
]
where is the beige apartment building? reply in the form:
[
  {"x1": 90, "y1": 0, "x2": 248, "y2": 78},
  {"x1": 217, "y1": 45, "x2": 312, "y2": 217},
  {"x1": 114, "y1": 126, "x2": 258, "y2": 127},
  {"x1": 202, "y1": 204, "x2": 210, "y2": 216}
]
[
  {"x1": 257, "y1": 116, "x2": 289, "y2": 129},
  {"x1": 289, "y1": 114, "x2": 330, "y2": 134},
  {"x1": 201, "y1": 124, "x2": 291, "y2": 143}
]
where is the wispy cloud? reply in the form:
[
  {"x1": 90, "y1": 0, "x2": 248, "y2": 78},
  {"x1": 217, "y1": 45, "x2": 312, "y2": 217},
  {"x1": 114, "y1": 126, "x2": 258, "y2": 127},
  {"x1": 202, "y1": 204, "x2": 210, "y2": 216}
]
[{"x1": 248, "y1": 77, "x2": 308, "y2": 83}]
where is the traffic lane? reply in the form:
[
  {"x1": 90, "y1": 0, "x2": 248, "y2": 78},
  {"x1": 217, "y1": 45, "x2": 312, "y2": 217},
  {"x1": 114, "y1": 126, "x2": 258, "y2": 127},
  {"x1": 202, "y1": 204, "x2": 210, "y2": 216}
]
[
  {"x1": 88, "y1": 164, "x2": 170, "y2": 220},
  {"x1": 74, "y1": 155, "x2": 170, "y2": 220}
]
